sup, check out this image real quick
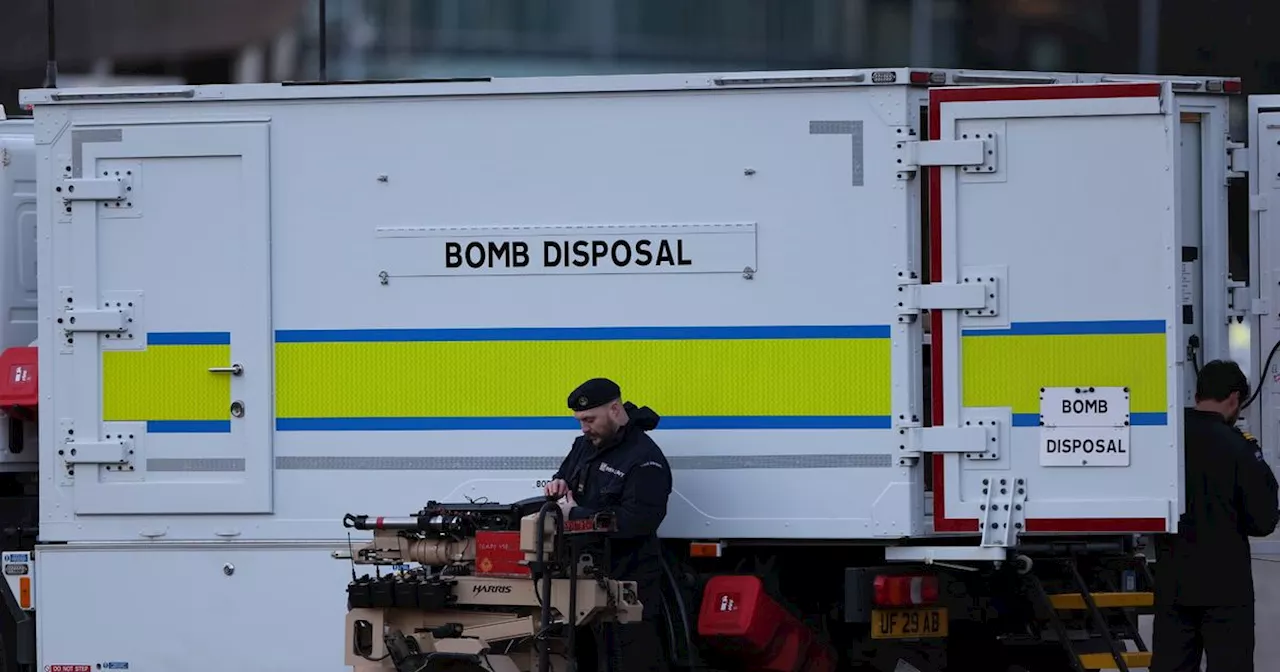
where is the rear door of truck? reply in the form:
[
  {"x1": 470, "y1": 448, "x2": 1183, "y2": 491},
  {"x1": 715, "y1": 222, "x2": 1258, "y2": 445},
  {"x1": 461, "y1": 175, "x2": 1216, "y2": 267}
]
[
  {"x1": 1247, "y1": 94, "x2": 1280, "y2": 554},
  {"x1": 924, "y1": 81, "x2": 1184, "y2": 540}
]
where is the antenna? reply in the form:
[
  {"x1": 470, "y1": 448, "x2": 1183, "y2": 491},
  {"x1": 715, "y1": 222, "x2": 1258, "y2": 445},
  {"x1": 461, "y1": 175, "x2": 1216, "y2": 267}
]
[
  {"x1": 43, "y1": 0, "x2": 58, "y2": 88},
  {"x1": 347, "y1": 531, "x2": 358, "y2": 582},
  {"x1": 317, "y1": 0, "x2": 328, "y2": 82}
]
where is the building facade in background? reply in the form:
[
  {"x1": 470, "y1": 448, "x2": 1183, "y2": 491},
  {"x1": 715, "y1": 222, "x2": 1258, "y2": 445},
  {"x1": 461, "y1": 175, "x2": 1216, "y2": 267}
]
[
  {"x1": 4, "y1": 0, "x2": 1276, "y2": 113},
  {"x1": 299, "y1": 0, "x2": 1272, "y2": 88},
  {"x1": 0, "y1": 0, "x2": 306, "y2": 114}
]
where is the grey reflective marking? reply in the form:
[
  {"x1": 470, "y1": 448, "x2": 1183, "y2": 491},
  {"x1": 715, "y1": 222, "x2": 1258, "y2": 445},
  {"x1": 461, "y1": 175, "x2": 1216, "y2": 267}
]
[
  {"x1": 70, "y1": 128, "x2": 123, "y2": 178},
  {"x1": 809, "y1": 120, "x2": 864, "y2": 187},
  {"x1": 147, "y1": 458, "x2": 246, "y2": 472},
  {"x1": 276, "y1": 456, "x2": 561, "y2": 471},
  {"x1": 674, "y1": 454, "x2": 890, "y2": 469},
  {"x1": 274, "y1": 454, "x2": 891, "y2": 471}
]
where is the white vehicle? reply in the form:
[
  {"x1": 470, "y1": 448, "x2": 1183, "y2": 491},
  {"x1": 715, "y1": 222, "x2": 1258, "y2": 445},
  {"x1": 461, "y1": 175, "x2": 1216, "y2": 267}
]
[
  {"x1": 4, "y1": 67, "x2": 1278, "y2": 671},
  {"x1": 0, "y1": 110, "x2": 39, "y2": 672}
]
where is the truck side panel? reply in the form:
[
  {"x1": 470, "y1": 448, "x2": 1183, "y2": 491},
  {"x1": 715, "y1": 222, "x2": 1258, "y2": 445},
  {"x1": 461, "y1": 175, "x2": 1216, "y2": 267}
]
[
  {"x1": 35, "y1": 84, "x2": 920, "y2": 542},
  {"x1": 34, "y1": 542, "x2": 352, "y2": 671}
]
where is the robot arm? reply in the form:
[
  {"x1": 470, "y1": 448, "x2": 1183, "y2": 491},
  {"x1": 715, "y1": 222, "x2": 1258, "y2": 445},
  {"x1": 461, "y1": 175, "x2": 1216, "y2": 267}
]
[{"x1": 340, "y1": 499, "x2": 642, "y2": 672}]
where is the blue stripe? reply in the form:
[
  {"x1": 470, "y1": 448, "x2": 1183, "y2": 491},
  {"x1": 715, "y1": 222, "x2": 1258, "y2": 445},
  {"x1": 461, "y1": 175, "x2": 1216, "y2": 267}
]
[
  {"x1": 962, "y1": 320, "x2": 1166, "y2": 337},
  {"x1": 273, "y1": 324, "x2": 891, "y2": 343},
  {"x1": 147, "y1": 332, "x2": 231, "y2": 346},
  {"x1": 275, "y1": 415, "x2": 894, "y2": 432},
  {"x1": 1011, "y1": 412, "x2": 1167, "y2": 427},
  {"x1": 147, "y1": 420, "x2": 232, "y2": 433}
]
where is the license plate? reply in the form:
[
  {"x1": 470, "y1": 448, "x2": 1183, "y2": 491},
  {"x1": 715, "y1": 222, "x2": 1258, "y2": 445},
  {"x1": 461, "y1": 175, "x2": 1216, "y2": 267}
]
[{"x1": 870, "y1": 607, "x2": 949, "y2": 639}]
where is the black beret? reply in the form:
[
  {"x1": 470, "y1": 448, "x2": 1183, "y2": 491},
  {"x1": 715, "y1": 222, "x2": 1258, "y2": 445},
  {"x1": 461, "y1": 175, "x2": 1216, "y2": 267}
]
[{"x1": 567, "y1": 378, "x2": 621, "y2": 411}]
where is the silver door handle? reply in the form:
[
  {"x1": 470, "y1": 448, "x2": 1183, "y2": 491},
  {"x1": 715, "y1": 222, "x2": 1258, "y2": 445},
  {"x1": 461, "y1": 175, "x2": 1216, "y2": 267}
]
[{"x1": 208, "y1": 364, "x2": 243, "y2": 376}]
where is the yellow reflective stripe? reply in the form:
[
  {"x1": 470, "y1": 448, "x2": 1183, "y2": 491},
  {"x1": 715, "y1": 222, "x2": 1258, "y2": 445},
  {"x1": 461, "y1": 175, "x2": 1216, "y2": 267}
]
[
  {"x1": 961, "y1": 320, "x2": 1167, "y2": 425},
  {"x1": 102, "y1": 344, "x2": 230, "y2": 422},
  {"x1": 101, "y1": 326, "x2": 894, "y2": 430},
  {"x1": 275, "y1": 337, "x2": 889, "y2": 420}
]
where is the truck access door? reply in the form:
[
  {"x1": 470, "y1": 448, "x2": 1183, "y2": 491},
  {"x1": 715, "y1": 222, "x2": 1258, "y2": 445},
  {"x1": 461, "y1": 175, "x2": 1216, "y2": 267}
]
[
  {"x1": 1248, "y1": 95, "x2": 1280, "y2": 512},
  {"x1": 926, "y1": 82, "x2": 1183, "y2": 541},
  {"x1": 41, "y1": 120, "x2": 274, "y2": 521}
]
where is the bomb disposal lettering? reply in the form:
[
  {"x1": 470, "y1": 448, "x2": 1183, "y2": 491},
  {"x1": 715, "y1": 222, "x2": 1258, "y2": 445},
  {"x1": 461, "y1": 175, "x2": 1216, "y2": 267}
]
[
  {"x1": 373, "y1": 223, "x2": 758, "y2": 278},
  {"x1": 445, "y1": 238, "x2": 692, "y2": 270}
]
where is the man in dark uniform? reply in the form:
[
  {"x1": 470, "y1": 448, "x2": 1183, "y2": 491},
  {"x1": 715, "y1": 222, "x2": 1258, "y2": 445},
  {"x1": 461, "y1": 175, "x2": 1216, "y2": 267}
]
[
  {"x1": 1152, "y1": 359, "x2": 1280, "y2": 672},
  {"x1": 543, "y1": 377, "x2": 672, "y2": 672}
]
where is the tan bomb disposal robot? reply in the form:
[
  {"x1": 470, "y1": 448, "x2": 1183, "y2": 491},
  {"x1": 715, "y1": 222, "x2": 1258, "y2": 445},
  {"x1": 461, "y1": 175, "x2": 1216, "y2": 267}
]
[{"x1": 340, "y1": 497, "x2": 643, "y2": 672}]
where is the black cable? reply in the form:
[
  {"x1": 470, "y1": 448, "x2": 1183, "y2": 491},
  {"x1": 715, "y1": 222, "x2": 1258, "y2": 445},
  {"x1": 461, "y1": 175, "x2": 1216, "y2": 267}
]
[
  {"x1": 534, "y1": 500, "x2": 566, "y2": 672},
  {"x1": 658, "y1": 552, "x2": 700, "y2": 671},
  {"x1": 1184, "y1": 332, "x2": 1280, "y2": 411},
  {"x1": 1186, "y1": 335, "x2": 1201, "y2": 377},
  {"x1": 1242, "y1": 336, "x2": 1280, "y2": 410}
]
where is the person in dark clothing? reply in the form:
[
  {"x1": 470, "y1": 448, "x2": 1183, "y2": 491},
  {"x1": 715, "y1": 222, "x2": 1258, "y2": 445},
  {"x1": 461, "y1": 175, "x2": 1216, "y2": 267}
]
[
  {"x1": 1152, "y1": 359, "x2": 1280, "y2": 672},
  {"x1": 544, "y1": 377, "x2": 673, "y2": 672}
]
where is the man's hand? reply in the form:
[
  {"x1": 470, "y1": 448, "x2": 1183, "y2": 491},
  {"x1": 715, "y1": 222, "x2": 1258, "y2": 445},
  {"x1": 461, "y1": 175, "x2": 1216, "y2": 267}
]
[
  {"x1": 557, "y1": 490, "x2": 576, "y2": 518},
  {"x1": 544, "y1": 479, "x2": 569, "y2": 498}
]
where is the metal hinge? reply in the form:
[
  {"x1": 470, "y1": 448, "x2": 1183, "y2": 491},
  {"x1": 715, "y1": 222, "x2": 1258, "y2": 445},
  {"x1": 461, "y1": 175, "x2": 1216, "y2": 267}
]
[
  {"x1": 895, "y1": 134, "x2": 997, "y2": 179},
  {"x1": 58, "y1": 420, "x2": 136, "y2": 485},
  {"x1": 898, "y1": 275, "x2": 1000, "y2": 321},
  {"x1": 1227, "y1": 142, "x2": 1249, "y2": 179},
  {"x1": 1228, "y1": 284, "x2": 1269, "y2": 317},
  {"x1": 60, "y1": 176, "x2": 128, "y2": 202},
  {"x1": 62, "y1": 307, "x2": 130, "y2": 333},
  {"x1": 57, "y1": 288, "x2": 143, "y2": 354},
  {"x1": 62, "y1": 438, "x2": 132, "y2": 466},
  {"x1": 897, "y1": 414, "x2": 1004, "y2": 464}
]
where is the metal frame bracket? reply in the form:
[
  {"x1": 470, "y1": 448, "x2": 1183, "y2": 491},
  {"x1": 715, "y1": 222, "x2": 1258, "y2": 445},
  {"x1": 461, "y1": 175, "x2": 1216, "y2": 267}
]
[{"x1": 980, "y1": 476, "x2": 1028, "y2": 548}]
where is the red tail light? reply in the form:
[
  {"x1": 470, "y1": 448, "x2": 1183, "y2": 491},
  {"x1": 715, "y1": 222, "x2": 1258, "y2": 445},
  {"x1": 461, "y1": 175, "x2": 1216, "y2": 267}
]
[
  {"x1": 873, "y1": 574, "x2": 939, "y2": 606},
  {"x1": 909, "y1": 70, "x2": 945, "y2": 85}
]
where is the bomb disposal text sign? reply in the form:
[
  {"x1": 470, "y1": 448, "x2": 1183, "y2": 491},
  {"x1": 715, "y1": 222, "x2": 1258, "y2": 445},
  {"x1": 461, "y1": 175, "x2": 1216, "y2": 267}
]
[
  {"x1": 1039, "y1": 387, "x2": 1131, "y2": 467},
  {"x1": 375, "y1": 222, "x2": 758, "y2": 277}
]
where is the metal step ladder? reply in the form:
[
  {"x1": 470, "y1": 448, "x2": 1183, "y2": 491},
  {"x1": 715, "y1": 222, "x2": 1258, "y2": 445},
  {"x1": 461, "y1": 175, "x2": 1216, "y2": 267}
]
[{"x1": 1025, "y1": 556, "x2": 1155, "y2": 672}]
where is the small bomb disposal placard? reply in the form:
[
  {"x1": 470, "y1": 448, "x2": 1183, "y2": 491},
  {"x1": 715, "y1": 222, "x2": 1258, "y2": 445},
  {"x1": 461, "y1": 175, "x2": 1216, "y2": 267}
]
[{"x1": 1038, "y1": 386, "x2": 1131, "y2": 467}]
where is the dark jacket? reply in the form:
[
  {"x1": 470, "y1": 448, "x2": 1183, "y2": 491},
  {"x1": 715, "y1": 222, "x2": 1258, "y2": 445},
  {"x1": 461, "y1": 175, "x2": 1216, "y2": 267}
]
[
  {"x1": 552, "y1": 402, "x2": 672, "y2": 616},
  {"x1": 1155, "y1": 408, "x2": 1280, "y2": 606}
]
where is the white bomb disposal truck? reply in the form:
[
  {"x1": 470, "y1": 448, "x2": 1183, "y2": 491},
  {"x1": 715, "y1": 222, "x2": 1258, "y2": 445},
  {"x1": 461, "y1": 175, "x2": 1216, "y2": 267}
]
[{"x1": 0, "y1": 67, "x2": 1278, "y2": 672}]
